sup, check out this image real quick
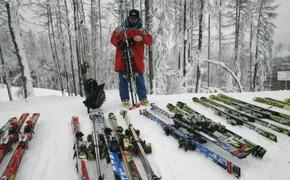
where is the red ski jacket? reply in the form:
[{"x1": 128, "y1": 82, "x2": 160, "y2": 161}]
[{"x1": 110, "y1": 26, "x2": 153, "y2": 73}]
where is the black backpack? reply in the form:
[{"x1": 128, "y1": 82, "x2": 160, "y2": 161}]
[{"x1": 83, "y1": 79, "x2": 106, "y2": 112}]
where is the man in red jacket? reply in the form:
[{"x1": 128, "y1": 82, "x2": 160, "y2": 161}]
[{"x1": 111, "y1": 9, "x2": 153, "y2": 107}]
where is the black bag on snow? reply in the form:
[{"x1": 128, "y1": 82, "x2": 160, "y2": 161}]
[{"x1": 83, "y1": 79, "x2": 106, "y2": 112}]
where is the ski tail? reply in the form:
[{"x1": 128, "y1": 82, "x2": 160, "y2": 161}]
[
  {"x1": 1, "y1": 113, "x2": 40, "y2": 179},
  {"x1": 71, "y1": 116, "x2": 90, "y2": 180},
  {"x1": 120, "y1": 110, "x2": 161, "y2": 180}
]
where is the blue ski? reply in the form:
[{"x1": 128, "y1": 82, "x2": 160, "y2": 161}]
[
  {"x1": 140, "y1": 109, "x2": 241, "y2": 178},
  {"x1": 90, "y1": 109, "x2": 128, "y2": 180}
]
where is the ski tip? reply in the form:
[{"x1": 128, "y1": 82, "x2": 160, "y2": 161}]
[
  {"x1": 72, "y1": 116, "x2": 79, "y2": 120},
  {"x1": 129, "y1": 103, "x2": 141, "y2": 110},
  {"x1": 151, "y1": 175, "x2": 162, "y2": 180},
  {"x1": 150, "y1": 102, "x2": 156, "y2": 107},
  {"x1": 119, "y1": 110, "x2": 127, "y2": 116},
  {"x1": 71, "y1": 116, "x2": 79, "y2": 124},
  {"x1": 32, "y1": 112, "x2": 40, "y2": 116},
  {"x1": 139, "y1": 109, "x2": 147, "y2": 115},
  {"x1": 22, "y1": 112, "x2": 30, "y2": 116},
  {"x1": 166, "y1": 103, "x2": 175, "y2": 110},
  {"x1": 89, "y1": 108, "x2": 102, "y2": 114},
  {"x1": 108, "y1": 112, "x2": 115, "y2": 117}
]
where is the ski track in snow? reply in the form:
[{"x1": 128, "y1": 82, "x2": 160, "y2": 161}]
[{"x1": 0, "y1": 89, "x2": 290, "y2": 179}]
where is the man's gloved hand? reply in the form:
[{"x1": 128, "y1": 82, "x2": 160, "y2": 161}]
[
  {"x1": 128, "y1": 37, "x2": 135, "y2": 46},
  {"x1": 118, "y1": 38, "x2": 136, "y2": 50},
  {"x1": 118, "y1": 40, "x2": 127, "y2": 50}
]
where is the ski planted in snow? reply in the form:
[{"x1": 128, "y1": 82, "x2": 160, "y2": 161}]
[
  {"x1": 1, "y1": 113, "x2": 40, "y2": 180},
  {"x1": 87, "y1": 112, "x2": 104, "y2": 180}
]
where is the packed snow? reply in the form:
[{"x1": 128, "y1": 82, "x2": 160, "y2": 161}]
[{"x1": 0, "y1": 88, "x2": 290, "y2": 180}]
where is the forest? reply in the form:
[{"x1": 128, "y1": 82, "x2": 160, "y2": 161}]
[{"x1": 0, "y1": 0, "x2": 283, "y2": 100}]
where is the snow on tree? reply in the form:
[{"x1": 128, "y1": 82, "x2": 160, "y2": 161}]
[{"x1": 6, "y1": 2, "x2": 34, "y2": 98}]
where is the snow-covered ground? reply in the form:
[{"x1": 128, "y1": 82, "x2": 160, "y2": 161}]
[
  {"x1": 0, "y1": 87, "x2": 290, "y2": 180},
  {"x1": 0, "y1": 85, "x2": 64, "y2": 102}
]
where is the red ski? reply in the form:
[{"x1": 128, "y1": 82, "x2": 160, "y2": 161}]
[
  {"x1": 0, "y1": 113, "x2": 29, "y2": 164},
  {"x1": 1, "y1": 113, "x2": 40, "y2": 180},
  {"x1": 71, "y1": 116, "x2": 90, "y2": 180}
]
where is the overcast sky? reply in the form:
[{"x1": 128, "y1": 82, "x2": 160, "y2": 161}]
[{"x1": 274, "y1": 0, "x2": 290, "y2": 45}]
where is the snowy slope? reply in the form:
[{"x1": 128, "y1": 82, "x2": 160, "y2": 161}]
[
  {"x1": 0, "y1": 89, "x2": 290, "y2": 180},
  {"x1": 0, "y1": 85, "x2": 64, "y2": 102}
]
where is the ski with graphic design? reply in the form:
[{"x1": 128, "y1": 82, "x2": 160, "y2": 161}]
[
  {"x1": 71, "y1": 116, "x2": 90, "y2": 180},
  {"x1": 253, "y1": 97, "x2": 290, "y2": 111},
  {"x1": 140, "y1": 109, "x2": 241, "y2": 178},
  {"x1": 0, "y1": 116, "x2": 20, "y2": 139},
  {"x1": 89, "y1": 109, "x2": 129, "y2": 180},
  {"x1": 160, "y1": 102, "x2": 266, "y2": 159},
  {"x1": 108, "y1": 113, "x2": 143, "y2": 180},
  {"x1": 150, "y1": 103, "x2": 261, "y2": 158},
  {"x1": 215, "y1": 94, "x2": 290, "y2": 126},
  {"x1": 0, "y1": 113, "x2": 30, "y2": 164},
  {"x1": 284, "y1": 98, "x2": 290, "y2": 105},
  {"x1": 209, "y1": 95, "x2": 290, "y2": 136},
  {"x1": 120, "y1": 110, "x2": 161, "y2": 180},
  {"x1": 193, "y1": 97, "x2": 278, "y2": 142},
  {"x1": 1, "y1": 113, "x2": 40, "y2": 180}
]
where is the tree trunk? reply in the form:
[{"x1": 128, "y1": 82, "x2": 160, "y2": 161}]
[
  {"x1": 64, "y1": 0, "x2": 77, "y2": 96},
  {"x1": 98, "y1": 0, "x2": 103, "y2": 78},
  {"x1": 145, "y1": 0, "x2": 153, "y2": 94},
  {"x1": 57, "y1": 0, "x2": 70, "y2": 96},
  {"x1": 218, "y1": 0, "x2": 222, "y2": 62},
  {"x1": 234, "y1": 0, "x2": 241, "y2": 87},
  {"x1": 183, "y1": 0, "x2": 187, "y2": 77},
  {"x1": 195, "y1": 0, "x2": 204, "y2": 93},
  {"x1": 47, "y1": 1, "x2": 64, "y2": 95},
  {"x1": 249, "y1": 12, "x2": 253, "y2": 91},
  {"x1": 6, "y1": 2, "x2": 34, "y2": 98},
  {"x1": 139, "y1": 0, "x2": 142, "y2": 19},
  {"x1": 207, "y1": 14, "x2": 211, "y2": 87},
  {"x1": 91, "y1": 0, "x2": 97, "y2": 79},
  {"x1": 79, "y1": 0, "x2": 90, "y2": 79},
  {"x1": 253, "y1": 0, "x2": 264, "y2": 91},
  {"x1": 73, "y1": 0, "x2": 83, "y2": 96},
  {"x1": 189, "y1": 0, "x2": 193, "y2": 63},
  {"x1": 178, "y1": 53, "x2": 181, "y2": 70},
  {"x1": 77, "y1": 0, "x2": 89, "y2": 94},
  {"x1": 0, "y1": 45, "x2": 13, "y2": 101}
]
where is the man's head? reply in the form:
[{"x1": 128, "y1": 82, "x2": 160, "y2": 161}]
[{"x1": 128, "y1": 9, "x2": 140, "y2": 28}]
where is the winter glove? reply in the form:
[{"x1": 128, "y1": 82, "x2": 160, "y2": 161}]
[
  {"x1": 118, "y1": 38, "x2": 135, "y2": 50},
  {"x1": 128, "y1": 37, "x2": 135, "y2": 46},
  {"x1": 118, "y1": 40, "x2": 127, "y2": 50}
]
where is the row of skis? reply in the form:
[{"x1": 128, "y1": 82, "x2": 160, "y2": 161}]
[
  {"x1": 139, "y1": 94, "x2": 290, "y2": 178},
  {"x1": 73, "y1": 94, "x2": 290, "y2": 179},
  {"x1": 71, "y1": 109, "x2": 161, "y2": 180},
  {"x1": 0, "y1": 112, "x2": 40, "y2": 179}
]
